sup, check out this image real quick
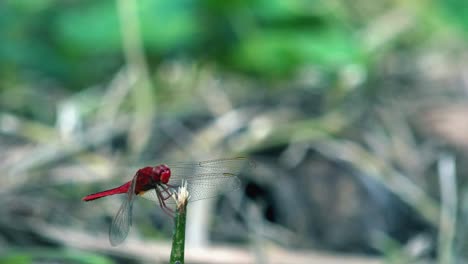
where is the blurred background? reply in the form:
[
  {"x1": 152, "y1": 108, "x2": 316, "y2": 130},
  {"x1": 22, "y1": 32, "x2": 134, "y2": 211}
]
[{"x1": 1, "y1": 0, "x2": 468, "y2": 263}]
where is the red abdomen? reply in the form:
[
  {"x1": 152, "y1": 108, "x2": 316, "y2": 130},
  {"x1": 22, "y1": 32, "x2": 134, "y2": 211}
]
[{"x1": 82, "y1": 181, "x2": 131, "y2": 201}]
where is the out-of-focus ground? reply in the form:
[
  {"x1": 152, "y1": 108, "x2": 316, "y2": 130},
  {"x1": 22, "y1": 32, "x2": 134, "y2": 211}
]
[{"x1": 1, "y1": 0, "x2": 468, "y2": 263}]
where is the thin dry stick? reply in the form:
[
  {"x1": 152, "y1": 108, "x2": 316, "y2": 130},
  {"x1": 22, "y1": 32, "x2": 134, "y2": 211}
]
[
  {"x1": 437, "y1": 152, "x2": 457, "y2": 264},
  {"x1": 116, "y1": 0, "x2": 155, "y2": 154}
]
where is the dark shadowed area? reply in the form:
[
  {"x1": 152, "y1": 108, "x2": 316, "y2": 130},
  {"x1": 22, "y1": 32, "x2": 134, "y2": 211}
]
[{"x1": 1, "y1": 0, "x2": 468, "y2": 263}]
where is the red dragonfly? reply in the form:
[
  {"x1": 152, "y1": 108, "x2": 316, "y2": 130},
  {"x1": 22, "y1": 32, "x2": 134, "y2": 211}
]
[{"x1": 82, "y1": 157, "x2": 249, "y2": 246}]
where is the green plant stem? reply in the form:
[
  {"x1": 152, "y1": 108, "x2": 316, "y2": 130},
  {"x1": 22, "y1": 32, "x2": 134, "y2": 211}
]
[{"x1": 170, "y1": 203, "x2": 188, "y2": 264}]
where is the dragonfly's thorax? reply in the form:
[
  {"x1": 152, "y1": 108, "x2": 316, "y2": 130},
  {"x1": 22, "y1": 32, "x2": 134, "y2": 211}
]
[
  {"x1": 153, "y1": 164, "x2": 171, "y2": 184},
  {"x1": 136, "y1": 167, "x2": 155, "y2": 190},
  {"x1": 135, "y1": 165, "x2": 171, "y2": 192}
]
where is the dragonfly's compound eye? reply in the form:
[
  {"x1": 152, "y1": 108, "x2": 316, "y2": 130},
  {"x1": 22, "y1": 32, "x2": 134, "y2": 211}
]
[
  {"x1": 160, "y1": 166, "x2": 171, "y2": 184},
  {"x1": 154, "y1": 165, "x2": 171, "y2": 184}
]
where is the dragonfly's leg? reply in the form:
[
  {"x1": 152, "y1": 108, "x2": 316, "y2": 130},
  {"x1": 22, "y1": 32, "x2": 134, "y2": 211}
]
[
  {"x1": 160, "y1": 192, "x2": 172, "y2": 200},
  {"x1": 165, "y1": 183, "x2": 176, "y2": 188},
  {"x1": 157, "y1": 187, "x2": 175, "y2": 214},
  {"x1": 159, "y1": 185, "x2": 175, "y2": 200},
  {"x1": 157, "y1": 193, "x2": 173, "y2": 217},
  {"x1": 156, "y1": 188, "x2": 174, "y2": 217},
  {"x1": 163, "y1": 184, "x2": 179, "y2": 199},
  {"x1": 161, "y1": 197, "x2": 174, "y2": 215}
]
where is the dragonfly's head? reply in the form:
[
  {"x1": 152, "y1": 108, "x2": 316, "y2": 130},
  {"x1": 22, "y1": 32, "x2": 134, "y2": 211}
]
[{"x1": 154, "y1": 164, "x2": 171, "y2": 184}]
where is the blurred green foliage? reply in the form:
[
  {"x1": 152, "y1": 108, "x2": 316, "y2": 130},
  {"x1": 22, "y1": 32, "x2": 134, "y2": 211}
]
[
  {"x1": 1, "y1": 0, "x2": 467, "y2": 89},
  {"x1": 0, "y1": 248, "x2": 113, "y2": 264},
  {"x1": 0, "y1": 0, "x2": 365, "y2": 90},
  {"x1": 438, "y1": 0, "x2": 468, "y2": 32}
]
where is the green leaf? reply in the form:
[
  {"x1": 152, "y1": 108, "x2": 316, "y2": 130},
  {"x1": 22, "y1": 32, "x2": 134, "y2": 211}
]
[
  {"x1": 54, "y1": 0, "x2": 200, "y2": 55},
  {"x1": 55, "y1": 1, "x2": 122, "y2": 55},
  {"x1": 0, "y1": 249, "x2": 113, "y2": 264},
  {"x1": 232, "y1": 27, "x2": 362, "y2": 75},
  {"x1": 438, "y1": 0, "x2": 468, "y2": 33}
]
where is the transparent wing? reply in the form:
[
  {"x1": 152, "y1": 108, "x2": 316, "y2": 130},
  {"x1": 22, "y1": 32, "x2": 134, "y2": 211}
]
[
  {"x1": 167, "y1": 157, "x2": 250, "y2": 177},
  {"x1": 169, "y1": 172, "x2": 241, "y2": 203},
  {"x1": 109, "y1": 173, "x2": 137, "y2": 246},
  {"x1": 139, "y1": 175, "x2": 240, "y2": 204},
  {"x1": 164, "y1": 157, "x2": 251, "y2": 203},
  {"x1": 139, "y1": 189, "x2": 160, "y2": 202}
]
